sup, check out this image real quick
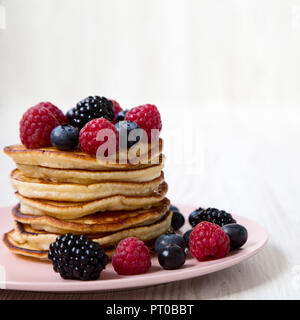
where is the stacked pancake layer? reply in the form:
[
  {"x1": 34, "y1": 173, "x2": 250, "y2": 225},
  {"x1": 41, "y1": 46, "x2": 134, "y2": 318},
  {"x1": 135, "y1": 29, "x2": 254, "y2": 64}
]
[{"x1": 3, "y1": 139, "x2": 171, "y2": 259}]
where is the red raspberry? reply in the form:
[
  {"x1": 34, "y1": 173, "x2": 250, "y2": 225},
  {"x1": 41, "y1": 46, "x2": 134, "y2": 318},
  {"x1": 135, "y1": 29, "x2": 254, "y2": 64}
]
[
  {"x1": 111, "y1": 99, "x2": 123, "y2": 123},
  {"x1": 39, "y1": 102, "x2": 68, "y2": 124},
  {"x1": 125, "y1": 104, "x2": 162, "y2": 141},
  {"x1": 189, "y1": 222, "x2": 230, "y2": 261},
  {"x1": 20, "y1": 105, "x2": 60, "y2": 149},
  {"x1": 112, "y1": 237, "x2": 151, "y2": 275},
  {"x1": 79, "y1": 118, "x2": 119, "y2": 157}
]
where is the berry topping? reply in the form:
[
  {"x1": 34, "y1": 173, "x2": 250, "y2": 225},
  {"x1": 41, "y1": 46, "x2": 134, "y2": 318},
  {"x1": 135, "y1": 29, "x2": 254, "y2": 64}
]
[
  {"x1": 40, "y1": 102, "x2": 68, "y2": 124},
  {"x1": 171, "y1": 210, "x2": 185, "y2": 230},
  {"x1": 79, "y1": 118, "x2": 119, "y2": 157},
  {"x1": 154, "y1": 233, "x2": 185, "y2": 253},
  {"x1": 50, "y1": 124, "x2": 79, "y2": 151},
  {"x1": 68, "y1": 96, "x2": 114, "y2": 129},
  {"x1": 20, "y1": 104, "x2": 60, "y2": 149},
  {"x1": 125, "y1": 104, "x2": 162, "y2": 141},
  {"x1": 158, "y1": 244, "x2": 186, "y2": 270},
  {"x1": 112, "y1": 237, "x2": 151, "y2": 275},
  {"x1": 189, "y1": 222, "x2": 230, "y2": 261},
  {"x1": 115, "y1": 120, "x2": 141, "y2": 149},
  {"x1": 115, "y1": 110, "x2": 129, "y2": 124},
  {"x1": 189, "y1": 207, "x2": 236, "y2": 227},
  {"x1": 222, "y1": 223, "x2": 248, "y2": 250},
  {"x1": 110, "y1": 99, "x2": 123, "y2": 123},
  {"x1": 183, "y1": 229, "x2": 193, "y2": 249},
  {"x1": 48, "y1": 234, "x2": 108, "y2": 281}
]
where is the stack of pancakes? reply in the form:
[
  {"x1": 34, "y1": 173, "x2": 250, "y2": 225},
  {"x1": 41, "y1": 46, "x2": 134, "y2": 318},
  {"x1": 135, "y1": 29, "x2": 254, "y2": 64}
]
[{"x1": 3, "y1": 138, "x2": 171, "y2": 259}]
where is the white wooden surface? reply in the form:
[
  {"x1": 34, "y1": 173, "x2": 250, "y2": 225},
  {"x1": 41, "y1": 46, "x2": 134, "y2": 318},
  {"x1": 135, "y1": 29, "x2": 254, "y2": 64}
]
[{"x1": 0, "y1": 105, "x2": 299, "y2": 299}]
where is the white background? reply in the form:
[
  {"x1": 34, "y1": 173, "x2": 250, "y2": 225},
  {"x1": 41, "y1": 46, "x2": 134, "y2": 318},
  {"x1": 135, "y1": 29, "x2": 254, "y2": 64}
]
[{"x1": 0, "y1": 0, "x2": 300, "y2": 299}]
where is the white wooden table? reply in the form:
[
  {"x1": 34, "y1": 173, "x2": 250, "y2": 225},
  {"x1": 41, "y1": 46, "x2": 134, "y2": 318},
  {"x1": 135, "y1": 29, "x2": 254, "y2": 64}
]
[{"x1": 0, "y1": 105, "x2": 299, "y2": 299}]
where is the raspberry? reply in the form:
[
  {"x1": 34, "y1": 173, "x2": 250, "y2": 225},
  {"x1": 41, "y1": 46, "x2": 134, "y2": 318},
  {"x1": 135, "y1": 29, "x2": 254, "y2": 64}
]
[
  {"x1": 79, "y1": 118, "x2": 119, "y2": 157},
  {"x1": 111, "y1": 99, "x2": 123, "y2": 123},
  {"x1": 189, "y1": 222, "x2": 230, "y2": 261},
  {"x1": 112, "y1": 237, "x2": 151, "y2": 275},
  {"x1": 20, "y1": 105, "x2": 60, "y2": 149},
  {"x1": 125, "y1": 104, "x2": 162, "y2": 141},
  {"x1": 39, "y1": 102, "x2": 68, "y2": 124}
]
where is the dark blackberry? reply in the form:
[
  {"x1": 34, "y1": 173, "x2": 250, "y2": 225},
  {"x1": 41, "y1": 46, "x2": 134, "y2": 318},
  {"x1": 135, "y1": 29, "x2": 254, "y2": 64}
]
[
  {"x1": 67, "y1": 96, "x2": 114, "y2": 129},
  {"x1": 189, "y1": 207, "x2": 236, "y2": 227},
  {"x1": 48, "y1": 234, "x2": 108, "y2": 281}
]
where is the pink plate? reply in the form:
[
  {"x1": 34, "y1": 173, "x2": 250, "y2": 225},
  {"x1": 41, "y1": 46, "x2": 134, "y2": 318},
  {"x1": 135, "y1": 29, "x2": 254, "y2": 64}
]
[{"x1": 0, "y1": 205, "x2": 268, "y2": 292}]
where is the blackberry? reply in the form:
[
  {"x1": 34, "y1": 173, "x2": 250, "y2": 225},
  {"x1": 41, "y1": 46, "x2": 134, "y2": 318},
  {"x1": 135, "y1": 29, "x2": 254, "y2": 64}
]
[
  {"x1": 67, "y1": 96, "x2": 114, "y2": 129},
  {"x1": 189, "y1": 207, "x2": 236, "y2": 227},
  {"x1": 48, "y1": 234, "x2": 108, "y2": 281}
]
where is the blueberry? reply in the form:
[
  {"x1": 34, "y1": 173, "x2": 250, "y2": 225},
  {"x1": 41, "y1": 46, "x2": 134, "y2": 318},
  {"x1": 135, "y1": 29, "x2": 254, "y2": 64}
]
[
  {"x1": 188, "y1": 208, "x2": 205, "y2": 227},
  {"x1": 170, "y1": 204, "x2": 179, "y2": 212},
  {"x1": 115, "y1": 110, "x2": 129, "y2": 123},
  {"x1": 183, "y1": 229, "x2": 193, "y2": 249},
  {"x1": 222, "y1": 223, "x2": 248, "y2": 250},
  {"x1": 158, "y1": 244, "x2": 186, "y2": 270},
  {"x1": 171, "y1": 211, "x2": 185, "y2": 230},
  {"x1": 50, "y1": 124, "x2": 79, "y2": 151},
  {"x1": 154, "y1": 233, "x2": 185, "y2": 253},
  {"x1": 115, "y1": 120, "x2": 141, "y2": 148}
]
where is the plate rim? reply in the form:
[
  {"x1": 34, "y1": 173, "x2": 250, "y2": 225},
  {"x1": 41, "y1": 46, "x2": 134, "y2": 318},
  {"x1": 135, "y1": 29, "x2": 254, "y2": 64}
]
[{"x1": 0, "y1": 205, "x2": 268, "y2": 292}]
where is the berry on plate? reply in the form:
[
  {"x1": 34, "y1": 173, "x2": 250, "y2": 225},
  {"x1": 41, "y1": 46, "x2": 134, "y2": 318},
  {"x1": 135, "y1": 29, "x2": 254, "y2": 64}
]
[
  {"x1": 48, "y1": 234, "x2": 108, "y2": 281},
  {"x1": 68, "y1": 96, "x2": 114, "y2": 129},
  {"x1": 50, "y1": 124, "x2": 79, "y2": 151},
  {"x1": 183, "y1": 229, "x2": 193, "y2": 249},
  {"x1": 79, "y1": 118, "x2": 119, "y2": 157},
  {"x1": 222, "y1": 223, "x2": 248, "y2": 250},
  {"x1": 125, "y1": 104, "x2": 162, "y2": 141},
  {"x1": 111, "y1": 99, "x2": 123, "y2": 123},
  {"x1": 112, "y1": 237, "x2": 151, "y2": 275},
  {"x1": 158, "y1": 244, "x2": 186, "y2": 270},
  {"x1": 154, "y1": 233, "x2": 185, "y2": 253},
  {"x1": 115, "y1": 120, "x2": 141, "y2": 149},
  {"x1": 20, "y1": 104, "x2": 61, "y2": 149},
  {"x1": 189, "y1": 207, "x2": 236, "y2": 227},
  {"x1": 171, "y1": 210, "x2": 185, "y2": 230},
  {"x1": 189, "y1": 221, "x2": 230, "y2": 261}
]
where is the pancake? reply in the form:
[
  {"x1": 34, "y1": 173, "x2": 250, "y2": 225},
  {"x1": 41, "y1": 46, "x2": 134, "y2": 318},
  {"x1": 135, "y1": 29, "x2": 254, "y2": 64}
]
[
  {"x1": 3, "y1": 210, "x2": 172, "y2": 260},
  {"x1": 12, "y1": 198, "x2": 170, "y2": 234},
  {"x1": 16, "y1": 181, "x2": 168, "y2": 219},
  {"x1": 17, "y1": 155, "x2": 164, "y2": 184},
  {"x1": 4, "y1": 138, "x2": 162, "y2": 170},
  {"x1": 11, "y1": 169, "x2": 165, "y2": 202}
]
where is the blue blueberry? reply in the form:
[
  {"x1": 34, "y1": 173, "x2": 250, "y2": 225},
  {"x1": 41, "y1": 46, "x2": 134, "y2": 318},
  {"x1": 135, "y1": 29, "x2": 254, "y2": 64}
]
[
  {"x1": 115, "y1": 120, "x2": 141, "y2": 148},
  {"x1": 183, "y1": 229, "x2": 193, "y2": 249},
  {"x1": 221, "y1": 223, "x2": 248, "y2": 250},
  {"x1": 154, "y1": 233, "x2": 185, "y2": 253},
  {"x1": 171, "y1": 211, "x2": 185, "y2": 230},
  {"x1": 158, "y1": 244, "x2": 186, "y2": 270},
  {"x1": 50, "y1": 124, "x2": 78, "y2": 151},
  {"x1": 115, "y1": 110, "x2": 129, "y2": 123},
  {"x1": 170, "y1": 204, "x2": 179, "y2": 212}
]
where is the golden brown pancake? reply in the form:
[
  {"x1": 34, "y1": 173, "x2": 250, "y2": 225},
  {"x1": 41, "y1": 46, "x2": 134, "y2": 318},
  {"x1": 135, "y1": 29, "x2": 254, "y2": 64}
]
[
  {"x1": 16, "y1": 181, "x2": 168, "y2": 219},
  {"x1": 11, "y1": 169, "x2": 165, "y2": 202},
  {"x1": 16, "y1": 154, "x2": 164, "y2": 184},
  {"x1": 3, "y1": 210, "x2": 172, "y2": 260},
  {"x1": 12, "y1": 198, "x2": 170, "y2": 234},
  {"x1": 3, "y1": 138, "x2": 162, "y2": 170}
]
